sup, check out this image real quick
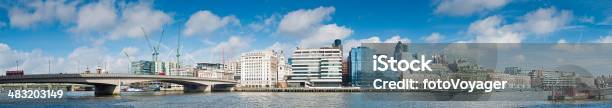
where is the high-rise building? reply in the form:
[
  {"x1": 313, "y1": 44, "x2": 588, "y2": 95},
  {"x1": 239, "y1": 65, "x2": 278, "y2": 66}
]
[
  {"x1": 131, "y1": 60, "x2": 183, "y2": 76},
  {"x1": 348, "y1": 42, "x2": 410, "y2": 88},
  {"x1": 132, "y1": 60, "x2": 155, "y2": 75},
  {"x1": 240, "y1": 50, "x2": 287, "y2": 88},
  {"x1": 288, "y1": 41, "x2": 343, "y2": 88},
  {"x1": 348, "y1": 46, "x2": 374, "y2": 87}
]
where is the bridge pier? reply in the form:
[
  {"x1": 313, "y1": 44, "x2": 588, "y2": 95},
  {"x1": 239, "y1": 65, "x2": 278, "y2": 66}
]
[
  {"x1": 211, "y1": 84, "x2": 235, "y2": 92},
  {"x1": 183, "y1": 84, "x2": 211, "y2": 92},
  {"x1": 94, "y1": 84, "x2": 120, "y2": 96}
]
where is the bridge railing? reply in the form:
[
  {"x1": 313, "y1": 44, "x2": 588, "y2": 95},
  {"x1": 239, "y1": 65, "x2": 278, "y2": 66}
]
[{"x1": 0, "y1": 73, "x2": 237, "y2": 83}]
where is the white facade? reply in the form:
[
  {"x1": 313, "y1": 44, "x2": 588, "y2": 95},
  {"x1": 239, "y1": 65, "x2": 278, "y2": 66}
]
[
  {"x1": 491, "y1": 73, "x2": 531, "y2": 89},
  {"x1": 288, "y1": 47, "x2": 343, "y2": 88},
  {"x1": 240, "y1": 50, "x2": 287, "y2": 88},
  {"x1": 195, "y1": 69, "x2": 226, "y2": 79},
  {"x1": 225, "y1": 59, "x2": 241, "y2": 81},
  {"x1": 194, "y1": 63, "x2": 232, "y2": 80},
  {"x1": 166, "y1": 62, "x2": 194, "y2": 77}
]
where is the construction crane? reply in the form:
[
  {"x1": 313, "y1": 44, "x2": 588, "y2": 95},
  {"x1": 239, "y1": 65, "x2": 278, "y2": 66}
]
[
  {"x1": 140, "y1": 26, "x2": 166, "y2": 75},
  {"x1": 140, "y1": 27, "x2": 164, "y2": 62},
  {"x1": 123, "y1": 52, "x2": 133, "y2": 73}
]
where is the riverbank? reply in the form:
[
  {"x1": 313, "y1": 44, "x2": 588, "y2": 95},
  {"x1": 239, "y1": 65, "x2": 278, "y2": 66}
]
[{"x1": 233, "y1": 87, "x2": 475, "y2": 92}]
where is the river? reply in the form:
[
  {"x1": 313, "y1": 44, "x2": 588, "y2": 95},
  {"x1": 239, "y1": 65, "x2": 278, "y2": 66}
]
[{"x1": 0, "y1": 91, "x2": 611, "y2": 108}]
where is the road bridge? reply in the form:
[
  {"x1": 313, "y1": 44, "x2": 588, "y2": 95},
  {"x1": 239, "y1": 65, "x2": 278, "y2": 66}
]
[{"x1": 0, "y1": 74, "x2": 237, "y2": 96}]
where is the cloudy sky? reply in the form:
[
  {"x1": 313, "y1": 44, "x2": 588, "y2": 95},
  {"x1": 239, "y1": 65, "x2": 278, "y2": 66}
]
[{"x1": 0, "y1": 0, "x2": 611, "y2": 74}]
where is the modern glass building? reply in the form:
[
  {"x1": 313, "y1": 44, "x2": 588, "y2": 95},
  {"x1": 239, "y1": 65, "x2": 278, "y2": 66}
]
[
  {"x1": 348, "y1": 42, "x2": 410, "y2": 88},
  {"x1": 288, "y1": 47, "x2": 343, "y2": 88},
  {"x1": 348, "y1": 46, "x2": 374, "y2": 87},
  {"x1": 131, "y1": 60, "x2": 155, "y2": 75}
]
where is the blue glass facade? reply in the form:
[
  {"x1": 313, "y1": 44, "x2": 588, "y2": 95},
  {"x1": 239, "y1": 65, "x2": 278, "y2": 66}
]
[
  {"x1": 349, "y1": 47, "x2": 374, "y2": 87},
  {"x1": 349, "y1": 43, "x2": 410, "y2": 88}
]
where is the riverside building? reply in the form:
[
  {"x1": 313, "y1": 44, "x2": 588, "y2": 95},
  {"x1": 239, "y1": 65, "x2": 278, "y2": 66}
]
[
  {"x1": 194, "y1": 63, "x2": 232, "y2": 79},
  {"x1": 287, "y1": 39, "x2": 343, "y2": 88},
  {"x1": 348, "y1": 42, "x2": 410, "y2": 88},
  {"x1": 240, "y1": 50, "x2": 288, "y2": 88},
  {"x1": 224, "y1": 59, "x2": 241, "y2": 81}
]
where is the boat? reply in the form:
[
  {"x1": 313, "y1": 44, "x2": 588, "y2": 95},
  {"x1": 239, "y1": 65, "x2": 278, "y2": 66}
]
[{"x1": 126, "y1": 88, "x2": 144, "y2": 92}]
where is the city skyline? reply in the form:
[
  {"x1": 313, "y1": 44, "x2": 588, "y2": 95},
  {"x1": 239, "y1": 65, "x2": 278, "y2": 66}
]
[{"x1": 1, "y1": 0, "x2": 612, "y2": 74}]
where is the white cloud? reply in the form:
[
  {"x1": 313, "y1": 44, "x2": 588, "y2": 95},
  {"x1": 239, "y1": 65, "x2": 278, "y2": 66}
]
[
  {"x1": 595, "y1": 35, "x2": 612, "y2": 43},
  {"x1": 344, "y1": 36, "x2": 381, "y2": 51},
  {"x1": 464, "y1": 7, "x2": 572, "y2": 43},
  {"x1": 468, "y1": 16, "x2": 523, "y2": 43},
  {"x1": 0, "y1": 42, "x2": 138, "y2": 75},
  {"x1": 67, "y1": 47, "x2": 107, "y2": 66},
  {"x1": 383, "y1": 35, "x2": 411, "y2": 43},
  {"x1": 557, "y1": 39, "x2": 567, "y2": 43},
  {"x1": 210, "y1": 36, "x2": 253, "y2": 54},
  {"x1": 8, "y1": 0, "x2": 77, "y2": 29},
  {"x1": 248, "y1": 14, "x2": 279, "y2": 33},
  {"x1": 267, "y1": 42, "x2": 291, "y2": 52},
  {"x1": 434, "y1": 0, "x2": 510, "y2": 16},
  {"x1": 108, "y1": 2, "x2": 172, "y2": 40},
  {"x1": 342, "y1": 35, "x2": 410, "y2": 57},
  {"x1": 276, "y1": 7, "x2": 353, "y2": 48},
  {"x1": 121, "y1": 47, "x2": 139, "y2": 56},
  {"x1": 424, "y1": 32, "x2": 444, "y2": 43},
  {"x1": 65, "y1": 46, "x2": 135, "y2": 74},
  {"x1": 69, "y1": 1, "x2": 117, "y2": 33},
  {"x1": 278, "y1": 6, "x2": 335, "y2": 36},
  {"x1": 299, "y1": 24, "x2": 353, "y2": 48},
  {"x1": 343, "y1": 37, "x2": 381, "y2": 58},
  {"x1": 0, "y1": 43, "x2": 9, "y2": 51},
  {"x1": 187, "y1": 36, "x2": 254, "y2": 63},
  {"x1": 183, "y1": 10, "x2": 239, "y2": 36},
  {"x1": 512, "y1": 7, "x2": 572, "y2": 35},
  {"x1": 266, "y1": 42, "x2": 295, "y2": 58}
]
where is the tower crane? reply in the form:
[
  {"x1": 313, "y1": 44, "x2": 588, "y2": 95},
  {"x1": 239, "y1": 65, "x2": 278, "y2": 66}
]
[
  {"x1": 123, "y1": 52, "x2": 133, "y2": 73},
  {"x1": 140, "y1": 26, "x2": 166, "y2": 75}
]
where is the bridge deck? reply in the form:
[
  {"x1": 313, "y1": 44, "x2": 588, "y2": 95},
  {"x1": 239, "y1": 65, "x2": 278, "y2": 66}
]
[{"x1": 0, "y1": 74, "x2": 237, "y2": 83}]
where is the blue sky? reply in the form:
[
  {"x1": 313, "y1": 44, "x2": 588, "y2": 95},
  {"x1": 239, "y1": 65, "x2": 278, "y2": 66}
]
[{"x1": 0, "y1": 0, "x2": 611, "y2": 74}]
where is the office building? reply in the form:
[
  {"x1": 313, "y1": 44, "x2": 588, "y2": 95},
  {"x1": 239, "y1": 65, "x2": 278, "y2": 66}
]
[
  {"x1": 194, "y1": 63, "x2": 232, "y2": 80},
  {"x1": 288, "y1": 40, "x2": 343, "y2": 88},
  {"x1": 240, "y1": 50, "x2": 287, "y2": 88},
  {"x1": 131, "y1": 60, "x2": 155, "y2": 75},
  {"x1": 348, "y1": 42, "x2": 410, "y2": 88},
  {"x1": 225, "y1": 59, "x2": 241, "y2": 81}
]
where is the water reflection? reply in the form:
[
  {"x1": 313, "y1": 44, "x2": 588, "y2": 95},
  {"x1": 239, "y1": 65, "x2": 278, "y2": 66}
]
[{"x1": 0, "y1": 91, "x2": 610, "y2": 108}]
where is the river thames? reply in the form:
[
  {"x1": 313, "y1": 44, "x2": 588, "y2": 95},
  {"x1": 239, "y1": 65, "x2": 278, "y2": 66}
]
[{"x1": 0, "y1": 91, "x2": 611, "y2": 108}]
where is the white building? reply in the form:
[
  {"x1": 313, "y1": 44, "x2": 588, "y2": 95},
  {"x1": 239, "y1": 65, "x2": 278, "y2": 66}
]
[
  {"x1": 224, "y1": 59, "x2": 241, "y2": 81},
  {"x1": 166, "y1": 62, "x2": 194, "y2": 77},
  {"x1": 288, "y1": 47, "x2": 343, "y2": 88},
  {"x1": 194, "y1": 63, "x2": 232, "y2": 80},
  {"x1": 240, "y1": 50, "x2": 287, "y2": 88},
  {"x1": 491, "y1": 73, "x2": 531, "y2": 89}
]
